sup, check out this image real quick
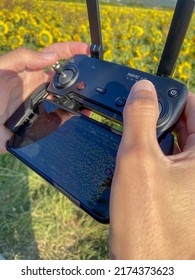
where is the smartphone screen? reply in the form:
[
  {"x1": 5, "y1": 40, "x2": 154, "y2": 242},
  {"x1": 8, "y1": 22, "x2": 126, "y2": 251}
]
[{"x1": 7, "y1": 100, "x2": 121, "y2": 223}]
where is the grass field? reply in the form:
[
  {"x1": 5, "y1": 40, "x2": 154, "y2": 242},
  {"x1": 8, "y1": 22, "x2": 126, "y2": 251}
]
[
  {"x1": 0, "y1": 154, "x2": 109, "y2": 260},
  {"x1": 0, "y1": 0, "x2": 195, "y2": 259}
]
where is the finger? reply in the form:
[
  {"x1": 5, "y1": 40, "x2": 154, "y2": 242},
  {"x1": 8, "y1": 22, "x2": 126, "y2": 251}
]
[
  {"x1": 0, "y1": 47, "x2": 58, "y2": 72},
  {"x1": 0, "y1": 42, "x2": 89, "y2": 73},
  {"x1": 185, "y1": 93, "x2": 195, "y2": 134},
  {"x1": 182, "y1": 93, "x2": 195, "y2": 152},
  {"x1": 119, "y1": 80, "x2": 160, "y2": 155},
  {"x1": 173, "y1": 111, "x2": 188, "y2": 151},
  {"x1": 0, "y1": 125, "x2": 13, "y2": 154},
  {"x1": 42, "y1": 41, "x2": 90, "y2": 60}
]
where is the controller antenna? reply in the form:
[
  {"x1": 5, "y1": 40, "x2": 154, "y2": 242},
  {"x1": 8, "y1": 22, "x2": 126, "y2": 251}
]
[
  {"x1": 86, "y1": 0, "x2": 103, "y2": 59},
  {"x1": 157, "y1": 0, "x2": 194, "y2": 77}
]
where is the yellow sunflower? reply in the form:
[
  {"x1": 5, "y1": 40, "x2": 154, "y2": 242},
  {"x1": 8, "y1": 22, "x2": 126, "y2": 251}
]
[
  {"x1": 151, "y1": 29, "x2": 163, "y2": 44},
  {"x1": 104, "y1": 49, "x2": 113, "y2": 62},
  {"x1": 38, "y1": 30, "x2": 53, "y2": 47},
  {"x1": 0, "y1": 20, "x2": 9, "y2": 35},
  {"x1": 135, "y1": 45, "x2": 150, "y2": 58},
  {"x1": 18, "y1": 26, "x2": 27, "y2": 36},
  {"x1": 9, "y1": 35, "x2": 24, "y2": 49},
  {"x1": 0, "y1": 11, "x2": 6, "y2": 21},
  {"x1": 7, "y1": 21, "x2": 14, "y2": 33},
  {"x1": 13, "y1": 13, "x2": 21, "y2": 23},
  {"x1": 0, "y1": 34, "x2": 6, "y2": 46},
  {"x1": 20, "y1": 10, "x2": 28, "y2": 19},
  {"x1": 132, "y1": 26, "x2": 144, "y2": 38},
  {"x1": 178, "y1": 61, "x2": 192, "y2": 81}
]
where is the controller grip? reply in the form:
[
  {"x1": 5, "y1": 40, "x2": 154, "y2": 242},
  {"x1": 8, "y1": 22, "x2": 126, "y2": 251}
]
[{"x1": 159, "y1": 133, "x2": 174, "y2": 155}]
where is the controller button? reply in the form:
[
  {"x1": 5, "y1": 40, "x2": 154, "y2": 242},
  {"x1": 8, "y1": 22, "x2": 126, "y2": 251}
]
[
  {"x1": 115, "y1": 97, "x2": 126, "y2": 107},
  {"x1": 77, "y1": 82, "x2": 86, "y2": 90},
  {"x1": 96, "y1": 87, "x2": 107, "y2": 94},
  {"x1": 168, "y1": 89, "x2": 180, "y2": 98},
  {"x1": 58, "y1": 70, "x2": 74, "y2": 85}
]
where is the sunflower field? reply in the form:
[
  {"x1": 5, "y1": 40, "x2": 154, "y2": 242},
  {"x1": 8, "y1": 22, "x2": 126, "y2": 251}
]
[{"x1": 0, "y1": 0, "x2": 195, "y2": 91}]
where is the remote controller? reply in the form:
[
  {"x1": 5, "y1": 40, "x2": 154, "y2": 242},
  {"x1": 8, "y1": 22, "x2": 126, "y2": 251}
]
[
  {"x1": 5, "y1": 52, "x2": 187, "y2": 155},
  {"x1": 48, "y1": 54, "x2": 187, "y2": 142}
]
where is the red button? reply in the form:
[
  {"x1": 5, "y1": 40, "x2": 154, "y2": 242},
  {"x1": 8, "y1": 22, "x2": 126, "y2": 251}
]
[{"x1": 77, "y1": 82, "x2": 86, "y2": 90}]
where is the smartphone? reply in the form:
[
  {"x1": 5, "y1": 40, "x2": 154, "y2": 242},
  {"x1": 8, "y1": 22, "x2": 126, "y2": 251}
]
[{"x1": 7, "y1": 99, "x2": 121, "y2": 223}]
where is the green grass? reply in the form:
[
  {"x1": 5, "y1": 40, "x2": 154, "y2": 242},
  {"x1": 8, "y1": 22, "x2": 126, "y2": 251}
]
[{"x1": 0, "y1": 153, "x2": 109, "y2": 260}]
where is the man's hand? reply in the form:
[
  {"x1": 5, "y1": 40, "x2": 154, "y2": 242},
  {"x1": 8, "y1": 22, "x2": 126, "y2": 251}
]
[
  {"x1": 0, "y1": 41, "x2": 89, "y2": 153},
  {"x1": 109, "y1": 80, "x2": 195, "y2": 260}
]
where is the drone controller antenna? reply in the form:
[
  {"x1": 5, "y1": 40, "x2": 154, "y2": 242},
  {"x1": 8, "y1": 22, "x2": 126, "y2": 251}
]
[
  {"x1": 86, "y1": 0, "x2": 103, "y2": 59},
  {"x1": 157, "y1": 0, "x2": 195, "y2": 77}
]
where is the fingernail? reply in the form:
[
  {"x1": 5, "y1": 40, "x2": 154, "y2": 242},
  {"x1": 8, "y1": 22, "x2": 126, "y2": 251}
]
[
  {"x1": 130, "y1": 80, "x2": 155, "y2": 98},
  {"x1": 41, "y1": 51, "x2": 57, "y2": 60}
]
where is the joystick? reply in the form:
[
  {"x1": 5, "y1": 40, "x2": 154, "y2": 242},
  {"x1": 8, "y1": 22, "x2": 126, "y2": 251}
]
[{"x1": 52, "y1": 61, "x2": 79, "y2": 89}]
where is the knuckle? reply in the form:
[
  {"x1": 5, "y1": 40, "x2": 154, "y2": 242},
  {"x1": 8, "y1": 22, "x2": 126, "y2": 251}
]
[
  {"x1": 13, "y1": 47, "x2": 31, "y2": 63},
  {"x1": 46, "y1": 42, "x2": 58, "y2": 50},
  {"x1": 14, "y1": 46, "x2": 29, "y2": 56}
]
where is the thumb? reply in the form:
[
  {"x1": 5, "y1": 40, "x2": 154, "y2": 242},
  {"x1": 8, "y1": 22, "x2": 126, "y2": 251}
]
[
  {"x1": 0, "y1": 47, "x2": 58, "y2": 72},
  {"x1": 121, "y1": 80, "x2": 160, "y2": 152}
]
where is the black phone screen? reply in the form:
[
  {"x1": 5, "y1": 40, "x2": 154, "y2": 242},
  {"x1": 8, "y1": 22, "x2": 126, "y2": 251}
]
[{"x1": 7, "y1": 100, "x2": 121, "y2": 223}]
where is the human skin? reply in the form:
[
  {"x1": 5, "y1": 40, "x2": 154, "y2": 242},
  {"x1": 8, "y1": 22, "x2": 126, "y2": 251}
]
[
  {"x1": 109, "y1": 80, "x2": 195, "y2": 260},
  {"x1": 0, "y1": 41, "x2": 89, "y2": 153}
]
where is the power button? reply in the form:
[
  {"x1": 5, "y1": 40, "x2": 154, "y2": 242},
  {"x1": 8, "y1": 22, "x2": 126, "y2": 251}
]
[{"x1": 168, "y1": 89, "x2": 180, "y2": 98}]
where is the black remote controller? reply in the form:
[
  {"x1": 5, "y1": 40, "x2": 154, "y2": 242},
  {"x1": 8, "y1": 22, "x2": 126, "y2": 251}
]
[
  {"x1": 6, "y1": 56, "x2": 187, "y2": 154},
  {"x1": 48, "y1": 54, "x2": 187, "y2": 143}
]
